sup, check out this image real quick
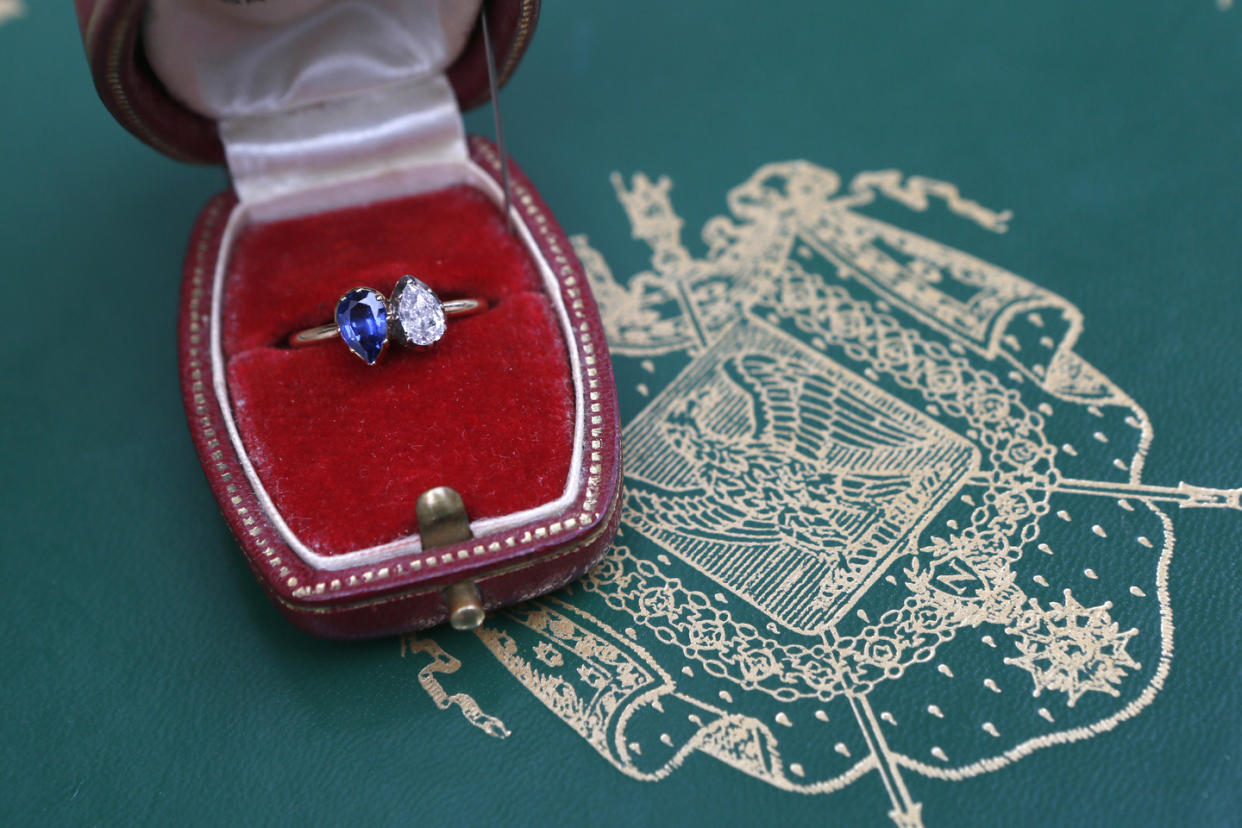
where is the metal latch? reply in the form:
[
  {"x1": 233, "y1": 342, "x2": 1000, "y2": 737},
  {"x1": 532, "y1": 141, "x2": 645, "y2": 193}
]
[{"x1": 416, "y1": 486, "x2": 485, "y2": 630}]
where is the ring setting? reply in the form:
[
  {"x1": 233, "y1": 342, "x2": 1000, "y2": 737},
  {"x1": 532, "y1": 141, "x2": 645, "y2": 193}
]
[{"x1": 290, "y1": 276, "x2": 485, "y2": 365}]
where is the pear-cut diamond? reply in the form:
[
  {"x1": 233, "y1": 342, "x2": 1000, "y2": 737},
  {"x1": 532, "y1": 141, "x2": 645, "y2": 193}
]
[
  {"x1": 335, "y1": 287, "x2": 388, "y2": 364},
  {"x1": 393, "y1": 276, "x2": 447, "y2": 347}
]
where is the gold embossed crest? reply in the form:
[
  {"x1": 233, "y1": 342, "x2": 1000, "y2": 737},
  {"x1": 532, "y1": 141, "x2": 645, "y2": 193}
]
[{"x1": 407, "y1": 161, "x2": 1240, "y2": 826}]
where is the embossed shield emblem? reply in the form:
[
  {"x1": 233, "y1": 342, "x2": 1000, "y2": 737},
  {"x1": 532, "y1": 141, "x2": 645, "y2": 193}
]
[
  {"x1": 409, "y1": 162, "x2": 1240, "y2": 827},
  {"x1": 623, "y1": 318, "x2": 980, "y2": 634}
]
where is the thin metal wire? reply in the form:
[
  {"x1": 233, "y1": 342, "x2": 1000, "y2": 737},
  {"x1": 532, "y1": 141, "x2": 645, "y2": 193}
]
[{"x1": 481, "y1": 7, "x2": 515, "y2": 234}]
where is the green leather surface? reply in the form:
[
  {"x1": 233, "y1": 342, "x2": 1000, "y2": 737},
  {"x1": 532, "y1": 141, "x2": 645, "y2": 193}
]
[{"x1": 3, "y1": 2, "x2": 1242, "y2": 826}]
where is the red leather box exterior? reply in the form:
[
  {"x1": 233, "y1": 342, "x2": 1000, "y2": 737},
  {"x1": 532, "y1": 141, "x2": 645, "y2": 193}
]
[{"x1": 76, "y1": 0, "x2": 623, "y2": 638}]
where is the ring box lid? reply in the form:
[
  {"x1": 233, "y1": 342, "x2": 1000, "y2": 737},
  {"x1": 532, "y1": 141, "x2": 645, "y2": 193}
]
[{"x1": 74, "y1": 0, "x2": 538, "y2": 166}]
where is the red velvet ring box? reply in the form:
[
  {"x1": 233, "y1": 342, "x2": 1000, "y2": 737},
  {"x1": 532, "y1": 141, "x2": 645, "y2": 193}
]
[{"x1": 75, "y1": 0, "x2": 622, "y2": 638}]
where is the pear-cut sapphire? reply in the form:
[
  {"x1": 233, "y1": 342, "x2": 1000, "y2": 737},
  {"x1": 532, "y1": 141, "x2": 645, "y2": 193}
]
[{"x1": 335, "y1": 288, "x2": 388, "y2": 364}]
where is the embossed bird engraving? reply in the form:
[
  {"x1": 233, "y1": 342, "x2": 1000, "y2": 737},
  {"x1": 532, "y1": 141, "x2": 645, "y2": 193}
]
[{"x1": 625, "y1": 346, "x2": 977, "y2": 630}]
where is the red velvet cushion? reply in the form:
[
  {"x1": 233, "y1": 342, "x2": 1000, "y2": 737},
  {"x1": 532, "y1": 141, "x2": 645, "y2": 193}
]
[{"x1": 221, "y1": 185, "x2": 574, "y2": 555}]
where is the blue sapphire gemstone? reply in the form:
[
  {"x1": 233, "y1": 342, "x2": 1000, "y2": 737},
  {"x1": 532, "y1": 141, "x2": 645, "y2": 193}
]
[{"x1": 335, "y1": 288, "x2": 388, "y2": 364}]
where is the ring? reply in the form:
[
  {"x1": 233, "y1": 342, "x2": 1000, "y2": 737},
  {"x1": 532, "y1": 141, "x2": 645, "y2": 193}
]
[{"x1": 289, "y1": 276, "x2": 486, "y2": 365}]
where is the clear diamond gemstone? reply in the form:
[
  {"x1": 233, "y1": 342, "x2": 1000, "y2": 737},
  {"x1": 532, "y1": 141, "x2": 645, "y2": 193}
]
[{"x1": 394, "y1": 276, "x2": 447, "y2": 347}]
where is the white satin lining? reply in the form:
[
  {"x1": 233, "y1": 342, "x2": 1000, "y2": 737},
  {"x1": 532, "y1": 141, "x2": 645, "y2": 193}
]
[
  {"x1": 220, "y1": 76, "x2": 466, "y2": 206},
  {"x1": 145, "y1": 0, "x2": 481, "y2": 208},
  {"x1": 145, "y1": 0, "x2": 481, "y2": 119},
  {"x1": 208, "y1": 161, "x2": 587, "y2": 572}
]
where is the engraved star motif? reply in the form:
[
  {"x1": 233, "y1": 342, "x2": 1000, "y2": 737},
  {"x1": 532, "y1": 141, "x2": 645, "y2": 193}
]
[{"x1": 1004, "y1": 590, "x2": 1141, "y2": 707}]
